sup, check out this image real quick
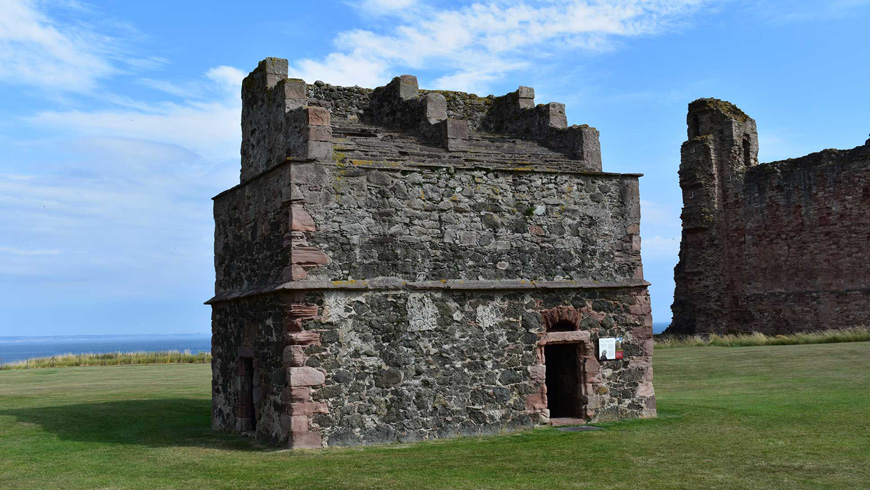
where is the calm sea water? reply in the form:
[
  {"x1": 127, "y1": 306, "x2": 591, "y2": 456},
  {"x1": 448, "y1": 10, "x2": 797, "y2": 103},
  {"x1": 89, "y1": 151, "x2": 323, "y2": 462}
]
[
  {"x1": 0, "y1": 334, "x2": 211, "y2": 364},
  {"x1": 0, "y1": 323, "x2": 669, "y2": 365}
]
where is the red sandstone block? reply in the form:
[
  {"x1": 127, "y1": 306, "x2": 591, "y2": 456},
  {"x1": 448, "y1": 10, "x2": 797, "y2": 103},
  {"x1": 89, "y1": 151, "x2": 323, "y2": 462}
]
[
  {"x1": 290, "y1": 401, "x2": 329, "y2": 415},
  {"x1": 281, "y1": 387, "x2": 312, "y2": 404},
  {"x1": 288, "y1": 367, "x2": 326, "y2": 387},
  {"x1": 525, "y1": 393, "x2": 547, "y2": 411},
  {"x1": 288, "y1": 304, "x2": 319, "y2": 319},
  {"x1": 283, "y1": 345, "x2": 307, "y2": 366},
  {"x1": 291, "y1": 415, "x2": 310, "y2": 432},
  {"x1": 301, "y1": 125, "x2": 332, "y2": 142},
  {"x1": 291, "y1": 246, "x2": 330, "y2": 266},
  {"x1": 290, "y1": 387, "x2": 310, "y2": 403},
  {"x1": 528, "y1": 365, "x2": 546, "y2": 383},
  {"x1": 290, "y1": 431, "x2": 322, "y2": 449},
  {"x1": 286, "y1": 331, "x2": 321, "y2": 346},
  {"x1": 290, "y1": 206, "x2": 317, "y2": 232},
  {"x1": 305, "y1": 107, "x2": 330, "y2": 126},
  {"x1": 542, "y1": 330, "x2": 591, "y2": 344}
]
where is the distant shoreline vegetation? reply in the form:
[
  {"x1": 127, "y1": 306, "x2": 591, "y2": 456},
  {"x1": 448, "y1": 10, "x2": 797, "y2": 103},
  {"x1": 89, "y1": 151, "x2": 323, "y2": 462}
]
[
  {"x1": 4, "y1": 328, "x2": 868, "y2": 369},
  {"x1": 655, "y1": 326, "x2": 870, "y2": 349},
  {"x1": 0, "y1": 350, "x2": 212, "y2": 370}
]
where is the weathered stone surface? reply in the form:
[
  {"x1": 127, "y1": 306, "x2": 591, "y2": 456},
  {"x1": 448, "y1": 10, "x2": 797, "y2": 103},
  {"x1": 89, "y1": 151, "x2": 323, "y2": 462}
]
[
  {"x1": 424, "y1": 93, "x2": 448, "y2": 123},
  {"x1": 289, "y1": 367, "x2": 326, "y2": 387},
  {"x1": 211, "y1": 57, "x2": 655, "y2": 449},
  {"x1": 669, "y1": 98, "x2": 870, "y2": 335}
]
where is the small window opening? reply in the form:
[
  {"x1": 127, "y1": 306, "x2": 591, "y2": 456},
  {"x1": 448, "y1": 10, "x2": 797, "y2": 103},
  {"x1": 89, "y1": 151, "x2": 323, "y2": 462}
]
[
  {"x1": 545, "y1": 344, "x2": 583, "y2": 418},
  {"x1": 548, "y1": 320, "x2": 577, "y2": 332},
  {"x1": 743, "y1": 136, "x2": 752, "y2": 166},
  {"x1": 239, "y1": 357, "x2": 256, "y2": 431},
  {"x1": 691, "y1": 115, "x2": 701, "y2": 138}
]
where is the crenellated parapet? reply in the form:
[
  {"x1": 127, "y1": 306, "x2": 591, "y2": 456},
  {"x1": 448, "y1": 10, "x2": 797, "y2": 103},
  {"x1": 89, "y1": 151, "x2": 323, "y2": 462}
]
[
  {"x1": 369, "y1": 74, "x2": 469, "y2": 151},
  {"x1": 238, "y1": 58, "x2": 606, "y2": 183}
]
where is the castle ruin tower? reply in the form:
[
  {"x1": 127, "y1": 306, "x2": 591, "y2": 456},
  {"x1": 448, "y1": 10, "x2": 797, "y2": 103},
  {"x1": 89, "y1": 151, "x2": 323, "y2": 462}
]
[{"x1": 668, "y1": 99, "x2": 757, "y2": 335}]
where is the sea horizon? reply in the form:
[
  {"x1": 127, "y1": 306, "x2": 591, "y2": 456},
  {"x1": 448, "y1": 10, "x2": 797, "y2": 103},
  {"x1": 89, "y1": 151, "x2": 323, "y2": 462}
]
[{"x1": 0, "y1": 332, "x2": 212, "y2": 364}]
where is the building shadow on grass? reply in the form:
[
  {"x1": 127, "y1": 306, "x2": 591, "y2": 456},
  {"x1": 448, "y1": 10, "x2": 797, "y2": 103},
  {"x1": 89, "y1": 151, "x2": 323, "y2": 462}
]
[{"x1": 0, "y1": 398, "x2": 266, "y2": 451}]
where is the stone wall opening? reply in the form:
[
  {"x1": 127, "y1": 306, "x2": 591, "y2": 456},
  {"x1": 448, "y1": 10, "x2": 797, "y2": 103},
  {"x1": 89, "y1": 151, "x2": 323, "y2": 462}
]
[
  {"x1": 743, "y1": 135, "x2": 752, "y2": 166},
  {"x1": 544, "y1": 343, "x2": 583, "y2": 418},
  {"x1": 238, "y1": 356, "x2": 256, "y2": 432},
  {"x1": 549, "y1": 320, "x2": 576, "y2": 332}
]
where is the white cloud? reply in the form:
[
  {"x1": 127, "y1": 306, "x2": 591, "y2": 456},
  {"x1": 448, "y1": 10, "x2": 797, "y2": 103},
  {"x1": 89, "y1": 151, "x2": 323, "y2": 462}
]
[
  {"x1": 0, "y1": 247, "x2": 60, "y2": 256},
  {"x1": 292, "y1": 0, "x2": 714, "y2": 92},
  {"x1": 28, "y1": 66, "x2": 244, "y2": 161},
  {"x1": 0, "y1": 0, "x2": 122, "y2": 92},
  {"x1": 355, "y1": 0, "x2": 419, "y2": 14}
]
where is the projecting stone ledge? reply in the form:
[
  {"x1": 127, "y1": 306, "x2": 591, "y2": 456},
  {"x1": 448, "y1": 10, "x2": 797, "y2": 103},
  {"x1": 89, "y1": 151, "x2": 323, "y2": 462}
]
[{"x1": 205, "y1": 278, "x2": 651, "y2": 304}]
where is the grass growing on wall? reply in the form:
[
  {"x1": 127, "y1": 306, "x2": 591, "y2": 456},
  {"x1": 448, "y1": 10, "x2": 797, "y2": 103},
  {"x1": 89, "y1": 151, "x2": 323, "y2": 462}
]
[
  {"x1": 654, "y1": 326, "x2": 870, "y2": 349},
  {"x1": 0, "y1": 350, "x2": 212, "y2": 370},
  {"x1": 0, "y1": 342, "x2": 868, "y2": 489}
]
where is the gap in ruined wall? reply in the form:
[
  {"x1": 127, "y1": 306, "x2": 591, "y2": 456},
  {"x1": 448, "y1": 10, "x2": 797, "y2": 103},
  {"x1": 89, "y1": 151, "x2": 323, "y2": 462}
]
[{"x1": 544, "y1": 344, "x2": 583, "y2": 418}]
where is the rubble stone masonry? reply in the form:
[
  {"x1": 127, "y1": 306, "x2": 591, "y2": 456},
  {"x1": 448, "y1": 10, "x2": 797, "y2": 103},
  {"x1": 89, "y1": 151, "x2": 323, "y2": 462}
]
[{"x1": 210, "y1": 57, "x2": 655, "y2": 448}]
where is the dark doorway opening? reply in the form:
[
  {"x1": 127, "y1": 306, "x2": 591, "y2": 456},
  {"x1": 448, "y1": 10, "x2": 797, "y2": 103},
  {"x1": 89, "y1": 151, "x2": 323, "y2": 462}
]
[
  {"x1": 545, "y1": 344, "x2": 583, "y2": 418},
  {"x1": 239, "y1": 357, "x2": 256, "y2": 431}
]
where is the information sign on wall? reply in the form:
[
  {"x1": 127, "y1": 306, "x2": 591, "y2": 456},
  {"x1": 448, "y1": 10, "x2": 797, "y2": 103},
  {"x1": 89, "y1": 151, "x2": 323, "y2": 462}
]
[{"x1": 598, "y1": 337, "x2": 623, "y2": 360}]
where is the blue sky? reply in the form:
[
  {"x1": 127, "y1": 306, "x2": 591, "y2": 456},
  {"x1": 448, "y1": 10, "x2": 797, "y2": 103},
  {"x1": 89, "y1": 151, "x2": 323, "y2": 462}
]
[{"x1": 1, "y1": 0, "x2": 868, "y2": 336}]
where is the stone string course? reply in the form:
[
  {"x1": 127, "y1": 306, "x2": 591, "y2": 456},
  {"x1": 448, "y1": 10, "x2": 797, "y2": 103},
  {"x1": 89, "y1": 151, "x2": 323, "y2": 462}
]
[
  {"x1": 669, "y1": 98, "x2": 870, "y2": 335},
  {"x1": 211, "y1": 57, "x2": 656, "y2": 449}
]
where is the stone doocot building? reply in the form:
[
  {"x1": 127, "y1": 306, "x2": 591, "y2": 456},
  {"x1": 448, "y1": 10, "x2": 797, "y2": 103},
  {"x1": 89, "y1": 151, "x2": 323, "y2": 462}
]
[
  {"x1": 208, "y1": 57, "x2": 656, "y2": 449},
  {"x1": 669, "y1": 98, "x2": 870, "y2": 335}
]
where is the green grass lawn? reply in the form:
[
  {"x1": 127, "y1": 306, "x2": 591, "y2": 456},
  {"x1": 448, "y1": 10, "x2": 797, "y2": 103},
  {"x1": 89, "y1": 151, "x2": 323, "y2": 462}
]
[{"x1": 1, "y1": 343, "x2": 868, "y2": 489}]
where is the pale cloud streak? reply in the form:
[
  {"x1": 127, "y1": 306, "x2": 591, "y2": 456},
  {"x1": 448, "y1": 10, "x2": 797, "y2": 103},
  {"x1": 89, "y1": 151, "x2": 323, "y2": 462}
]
[
  {"x1": 29, "y1": 66, "x2": 245, "y2": 161},
  {"x1": 292, "y1": 0, "x2": 714, "y2": 92},
  {"x1": 0, "y1": 0, "x2": 160, "y2": 92}
]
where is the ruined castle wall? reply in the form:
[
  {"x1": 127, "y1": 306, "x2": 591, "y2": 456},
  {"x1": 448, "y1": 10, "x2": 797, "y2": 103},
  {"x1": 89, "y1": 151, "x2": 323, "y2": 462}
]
[
  {"x1": 734, "y1": 147, "x2": 870, "y2": 333},
  {"x1": 291, "y1": 162, "x2": 643, "y2": 283},
  {"x1": 670, "y1": 97, "x2": 870, "y2": 334},
  {"x1": 300, "y1": 287, "x2": 653, "y2": 447}
]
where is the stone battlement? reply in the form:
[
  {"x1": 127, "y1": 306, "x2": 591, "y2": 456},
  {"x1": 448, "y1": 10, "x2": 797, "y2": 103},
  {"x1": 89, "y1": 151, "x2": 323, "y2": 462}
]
[{"x1": 239, "y1": 57, "x2": 601, "y2": 182}]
